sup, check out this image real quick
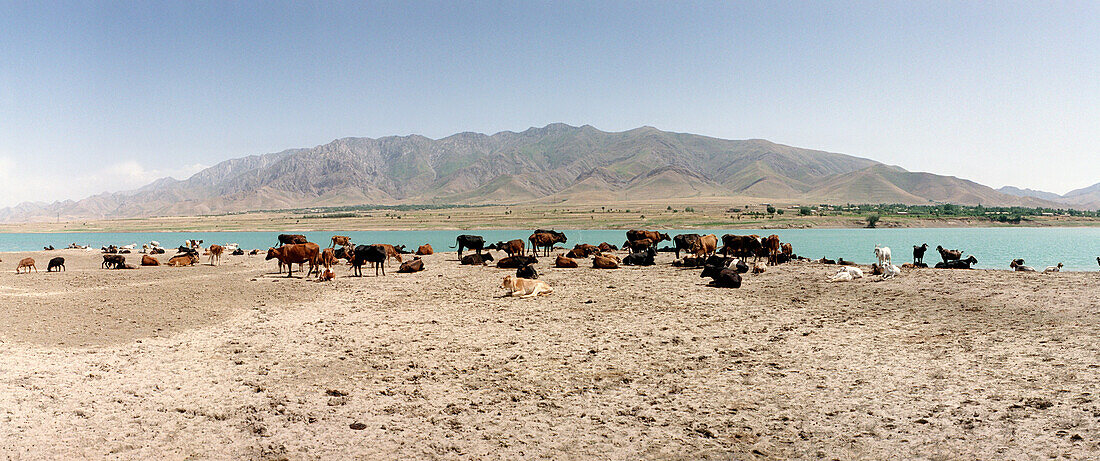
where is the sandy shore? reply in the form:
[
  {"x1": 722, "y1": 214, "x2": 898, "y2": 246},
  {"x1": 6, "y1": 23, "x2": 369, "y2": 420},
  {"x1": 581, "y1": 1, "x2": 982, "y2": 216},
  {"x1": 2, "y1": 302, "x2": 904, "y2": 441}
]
[{"x1": 0, "y1": 248, "x2": 1097, "y2": 459}]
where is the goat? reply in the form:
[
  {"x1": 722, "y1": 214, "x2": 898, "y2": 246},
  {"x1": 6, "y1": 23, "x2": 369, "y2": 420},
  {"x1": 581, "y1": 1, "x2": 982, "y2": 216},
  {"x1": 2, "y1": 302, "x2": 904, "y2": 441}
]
[
  {"x1": 1043, "y1": 263, "x2": 1063, "y2": 273},
  {"x1": 874, "y1": 245, "x2": 892, "y2": 267}
]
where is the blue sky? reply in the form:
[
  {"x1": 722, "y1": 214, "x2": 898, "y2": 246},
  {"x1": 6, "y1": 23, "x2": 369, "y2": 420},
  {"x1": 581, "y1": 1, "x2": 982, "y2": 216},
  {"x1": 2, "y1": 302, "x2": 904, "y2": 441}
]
[{"x1": 1, "y1": 1, "x2": 1097, "y2": 206}]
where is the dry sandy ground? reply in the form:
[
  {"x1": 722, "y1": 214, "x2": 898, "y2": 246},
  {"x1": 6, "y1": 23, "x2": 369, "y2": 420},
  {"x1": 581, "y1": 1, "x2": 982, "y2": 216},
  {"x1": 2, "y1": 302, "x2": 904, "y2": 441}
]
[{"x1": 0, "y1": 248, "x2": 1098, "y2": 459}]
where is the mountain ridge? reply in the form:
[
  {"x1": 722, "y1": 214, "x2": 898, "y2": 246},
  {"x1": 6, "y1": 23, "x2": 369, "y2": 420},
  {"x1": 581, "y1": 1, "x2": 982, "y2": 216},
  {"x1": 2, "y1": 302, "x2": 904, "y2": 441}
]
[{"x1": 0, "y1": 124, "x2": 1083, "y2": 222}]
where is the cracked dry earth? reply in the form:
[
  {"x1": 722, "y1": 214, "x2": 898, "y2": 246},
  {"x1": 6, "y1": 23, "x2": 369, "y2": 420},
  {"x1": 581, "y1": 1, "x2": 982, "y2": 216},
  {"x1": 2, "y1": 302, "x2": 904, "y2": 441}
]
[{"x1": 0, "y1": 249, "x2": 1098, "y2": 459}]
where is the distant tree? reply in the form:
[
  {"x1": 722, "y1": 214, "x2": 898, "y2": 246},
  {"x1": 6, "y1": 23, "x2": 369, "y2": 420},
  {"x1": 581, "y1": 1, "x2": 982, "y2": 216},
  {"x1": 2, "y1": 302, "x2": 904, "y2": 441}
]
[
  {"x1": 799, "y1": 206, "x2": 812, "y2": 216},
  {"x1": 776, "y1": 209, "x2": 784, "y2": 215},
  {"x1": 667, "y1": 205, "x2": 673, "y2": 210},
  {"x1": 766, "y1": 205, "x2": 776, "y2": 214},
  {"x1": 865, "y1": 214, "x2": 880, "y2": 228}
]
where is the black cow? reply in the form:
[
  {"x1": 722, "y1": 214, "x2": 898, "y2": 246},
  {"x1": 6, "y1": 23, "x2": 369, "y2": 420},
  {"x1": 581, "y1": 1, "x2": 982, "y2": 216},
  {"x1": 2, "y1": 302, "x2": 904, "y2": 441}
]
[
  {"x1": 277, "y1": 234, "x2": 308, "y2": 246},
  {"x1": 935, "y1": 255, "x2": 978, "y2": 269},
  {"x1": 497, "y1": 255, "x2": 538, "y2": 269},
  {"x1": 460, "y1": 253, "x2": 494, "y2": 265},
  {"x1": 622, "y1": 247, "x2": 656, "y2": 266},
  {"x1": 701, "y1": 264, "x2": 742, "y2": 288},
  {"x1": 451, "y1": 234, "x2": 484, "y2": 257},
  {"x1": 673, "y1": 234, "x2": 701, "y2": 259},
  {"x1": 47, "y1": 257, "x2": 65, "y2": 272},
  {"x1": 516, "y1": 264, "x2": 538, "y2": 279},
  {"x1": 351, "y1": 244, "x2": 388, "y2": 276}
]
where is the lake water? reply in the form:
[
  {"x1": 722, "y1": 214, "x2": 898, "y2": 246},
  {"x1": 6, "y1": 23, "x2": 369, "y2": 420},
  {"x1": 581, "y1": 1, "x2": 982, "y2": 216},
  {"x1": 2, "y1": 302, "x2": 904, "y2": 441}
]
[{"x1": 2, "y1": 227, "x2": 1098, "y2": 271}]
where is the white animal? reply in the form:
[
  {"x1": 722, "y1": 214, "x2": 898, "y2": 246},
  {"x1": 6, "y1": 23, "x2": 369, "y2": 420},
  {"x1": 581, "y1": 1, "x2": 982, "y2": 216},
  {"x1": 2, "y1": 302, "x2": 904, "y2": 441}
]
[
  {"x1": 121, "y1": 243, "x2": 137, "y2": 250},
  {"x1": 149, "y1": 241, "x2": 161, "y2": 248},
  {"x1": 881, "y1": 264, "x2": 902, "y2": 279},
  {"x1": 838, "y1": 266, "x2": 864, "y2": 278},
  {"x1": 224, "y1": 243, "x2": 240, "y2": 251},
  {"x1": 874, "y1": 245, "x2": 892, "y2": 267},
  {"x1": 829, "y1": 271, "x2": 854, "y2": 282},
  {"x1": 1043, "y1": 263, "x2": 1063, "y2": 273}
]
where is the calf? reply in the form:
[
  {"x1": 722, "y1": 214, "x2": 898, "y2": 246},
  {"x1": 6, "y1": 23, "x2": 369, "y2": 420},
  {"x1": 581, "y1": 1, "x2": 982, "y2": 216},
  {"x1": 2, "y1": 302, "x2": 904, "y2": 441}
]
[
  {"x1": 936, "y1": 245, "x2": 963, "y2": 263},
  {"x1": 460, "y1": 253, "x2": 494, "y2": 266},
  {"x1": 592, "y1": 254, "x2": 619, "y2": 269},
  {"x1": 208, "y1": 244, "x2": 224, "y2": 266},
  {"x1": 597, "y1": 242, "x2": 618, "y2": 252},
  {"x1": 374, "y1": 244, "x2": 403, "y2": 263},
  {"x1": 497, "y1": 255, "x2": 537, "y2": 269},
  {"x1": 319, "y1": 248, "x2": 337, "y2": 269},
  {"x1": 625, "y1": 238, "x2": 654, "y2": 253},
  {"x1": 492, "y1": 239, "x2": 525, "y2": 257},
  {"x1": 398, "y1": 257, "x2": 425, "y2": 273},
  {"x1": 700, "y1": 264, "x2": 741, "y2": 288},
  {"x1": 47, "y1": 257, "x2": 65, "y2": 272},
  {"x1": 516, "y1": 264, "x2": 538, "y2": 279},
  {"x1": 167, "y1": 254, "x2": 197, "y2": 266},
  {"x1": 555, "y1": 254, "x2": 578, "y2": 268},
  {"x1": 622, "y1": 247, "x2": 656, "y2": 266},
  {"x1": 751, "y1": 263, "x2": 766, "y2": 274},
  {"x1": 500, "y1": 276, "x2": 553, "y2": 298}
]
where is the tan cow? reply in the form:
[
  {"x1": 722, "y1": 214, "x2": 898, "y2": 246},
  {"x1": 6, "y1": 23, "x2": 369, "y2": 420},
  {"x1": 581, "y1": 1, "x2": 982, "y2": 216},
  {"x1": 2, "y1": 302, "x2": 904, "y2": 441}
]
[
  {"x1": 330, "y1": 235, "x2": 352, "y2": 248},
  {"x1": 374, "y1": 244, "x2": 403, "y2": 263},
  {"x1": 141, "y1": 255, "x2": 160, "y2": 266},
  {"x1": 167, "y1": 254, "x2": 198, "y2": 267},
  {"x1": 500, "y1": 276, "x2": 553, "y2": 298},
  {"x1": 691, "y1": 234, "x2": 719, "y2": 257},
  {"x1": 16, "y1": 257, "x2": 36, "y2": 273},
  {"x1": 555, "y1": 254, "x2": 578, "y2": 268},
  {"x1": 208, "y1": 244, "x2": 224, "y2": 266},
  {"x1": 593, "y1": 254, "x2": 620, "y2": 269},
  {"x1": 416, "y1": 244, "x2": 433, "y2": 255}
]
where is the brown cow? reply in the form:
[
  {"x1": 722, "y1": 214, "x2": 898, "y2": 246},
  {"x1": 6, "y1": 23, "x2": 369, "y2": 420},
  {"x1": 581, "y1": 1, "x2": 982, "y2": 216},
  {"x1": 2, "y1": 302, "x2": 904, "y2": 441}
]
[
  {"x1": 763, "y1": 235, "x2": 781, "y2": 265},
  {"x1": 141, "y1": 255, "x2": 160, "y2": 266},
  {"x1": 416, "y1": 244, "x2": 434, "y2": 255},
  {"x1": 319, "y1": 248, "x2": 337, "y2": 269},
  {"x1": 167, "y1": 254, "x2": 197, "y2": 267},
  {"x1": 316, "y1": 268, "x2": 335, "y2": 281},
  {"x1": 208, "y1": 244, "x2": 224, "y2": 266},
  {"x1": 330, "y1": 235, "x2": 352, "y2": 248},
  {"x1": 493, "y1": 239, "x2": 525, "y2": 257},
  {"x1": 721, "y1": 234, "x2": 764, "y2": 261},
  {"x1": 691, "y1": 234, "x2": 719, "y2": 257},
  {"x1": 626, "y1": 230, "x2": 670, "y2": 246},
  {"x1": 566, "y1": 244, "x2": 599, "y2": 259},
  {"x1": 596, "y1": 242, "x2": 618, "y2": 253},
  {"x1": 593, "y1": 254, "x2": 620, "y2": 269},
  {"x1": 266, "y1": 243, "x2": 320, "y2": 277},
  {"x1": 555, "y1": 254, "x2": 579, "y2": 268},
  {"x1": 374, "y1": 244, "x2": 403, "y2": 263},
  {"x1": 398, "y1": 257, "x2": 425, "y2": 273},
  {"x1": 102, "y1": 254, "x2": 126, "y2": 269},
  {"x1": 625, "y1": 238, "x2": 654, "y2": 253},
  {"x1": 16, "y1": 257, "x2": 36, "y2": 273},
  {"x1": 529, "y1": 230, "x2": 567, "y2": 257},
  {"x1": 277, "y1": 234, "x2": 308, "y2": 246}
]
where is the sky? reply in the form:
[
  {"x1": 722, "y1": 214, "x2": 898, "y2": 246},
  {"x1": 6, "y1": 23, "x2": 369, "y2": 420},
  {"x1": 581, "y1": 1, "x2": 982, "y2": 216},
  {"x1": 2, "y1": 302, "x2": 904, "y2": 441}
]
[{"x1": 1, "y1": 1, "x2": 1098, "y2": 207}]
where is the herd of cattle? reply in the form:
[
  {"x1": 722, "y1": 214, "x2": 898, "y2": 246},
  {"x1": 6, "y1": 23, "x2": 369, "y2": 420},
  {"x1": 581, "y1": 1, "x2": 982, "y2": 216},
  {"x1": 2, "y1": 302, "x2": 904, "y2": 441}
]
[{"x1": 9, "y1": 232, "x2": 1091, "y2": 294}]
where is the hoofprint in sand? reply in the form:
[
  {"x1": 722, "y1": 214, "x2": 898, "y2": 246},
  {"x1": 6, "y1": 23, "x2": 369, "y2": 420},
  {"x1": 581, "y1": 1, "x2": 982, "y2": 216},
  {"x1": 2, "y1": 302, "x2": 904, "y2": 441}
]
[{"x1": 1, "y1": 249, "x2": 1097, "y2": 459}]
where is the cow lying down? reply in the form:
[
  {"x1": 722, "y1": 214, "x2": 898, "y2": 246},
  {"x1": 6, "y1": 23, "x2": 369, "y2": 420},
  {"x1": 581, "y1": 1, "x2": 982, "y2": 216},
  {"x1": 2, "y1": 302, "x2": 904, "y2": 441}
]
[{"x1": 500, "y1": 276, "x2": 553, "y2": 298}]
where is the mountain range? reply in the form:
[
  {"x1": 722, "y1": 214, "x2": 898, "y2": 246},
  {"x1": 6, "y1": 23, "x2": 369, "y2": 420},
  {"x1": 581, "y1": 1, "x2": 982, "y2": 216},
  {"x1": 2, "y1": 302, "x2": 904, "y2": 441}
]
[
  {"x1": 997, "y1": 184, "x2": 1100, "y2": 210},
  {"x1": 0, "y1": 124, "x2": 1090, "y2": 222}
]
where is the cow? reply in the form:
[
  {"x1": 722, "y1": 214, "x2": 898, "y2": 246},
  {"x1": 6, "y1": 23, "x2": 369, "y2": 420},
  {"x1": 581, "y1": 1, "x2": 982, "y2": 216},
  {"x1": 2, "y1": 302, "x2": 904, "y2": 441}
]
[
  {"x1": 913, "y1": 243, "x2": 929, "y2": 265},
  {"x1": 500, "y1": 276, "x2": 553, "y2": 298},
  {"x1": 597, "y1": 242, "x2": 618, "y2": 253},
  {"x1": 555, "y1": 254, "x2": 579, "y2": 268},
  {"x1": 780, "y1": 243, "x2": 793, "y2": 261},
  {"x1": 141, "y1": 255, "x2": 160, "y2": 266},
  {"x1": 231, "y1": 248, "x2": 244, "y2": 256},
  {"x1": 266, "y1": 243, "x2": 320, "y2": 277},
  {"x1": 398, "y1": 257, "x2": 425, "y2": 273},
  {"x1": 330, "y1": 235, "x2": 352, "y2": 248},
  {"x1": 460, "y1": 253, "x2": 494, "y2": 266},
  {"x1": 673, "y1": 234, "x2": 701, "y2": 259},
  {"x1": 451, "y1": 235, "x2": 485, "y2": 257},
  {"x1": 374, "y1": 244, "x2": 403, "y2": 263},
  {"x1": 277, "y1": 234, "x2": 308, "y2": 246},
  {"x1": 516, "y1": 264, "x2": 538, "y2": 279},
  {"x1": 316, "y1": 268, "x2": 335, "y2": 282},
  {"x1": 529, "y1": 230, "x2": 567, "y2": 257},
  {"x1": 762, "y1": 235, "x2": 781, "y2": 265},
  {"x1": 692, "y1": 234, "x2": 719, "y2": 257},
  {"x1": 167, "y1": 254, "x2": 197, "y2": 267},
  {"x1": 625, "y1": 238, "x2": 654, "y2": 253},
  {"x1": 566, "y1": 244, "x2": 600, "y2": 259},
  {"x1": 623, "y1": 247, "x2": 656, "y2": 266},
  {"x1": 416, "y1": 244, "x2": 434, "y2": 255},
  {"x1": 491, "y1": 239, "x2": 525, "y2": 257},
  {"x1": 593, "y1": 254, "x2": 620, "y2": 269},
  {"x1": 102, "y1": 254, "x2": 126, "y2": 269},
  {"x1": 721, "y1": 234, "x2": 764, "y2": 261},
  {"x1": 350, "y1": 244, "x2": 388, "y2": 276},
  {"x1": 497, "y1": 255, "x2": 538, "y2": 269},
  {"x1": 208, "y1": 244, "x2": 224, "y2": 266},
  {"x1": 47, "y1": 257, "x2": 65, "y2": 272},
  {"x1": 626, "y1": 230, "x2": 670, "y2": 246},
  {"x1": 701, "y1": 264, "x2": 741, "y2": 288},
  {"x1": 319, "y1": 248, "x2": 337, "y2": 269}
]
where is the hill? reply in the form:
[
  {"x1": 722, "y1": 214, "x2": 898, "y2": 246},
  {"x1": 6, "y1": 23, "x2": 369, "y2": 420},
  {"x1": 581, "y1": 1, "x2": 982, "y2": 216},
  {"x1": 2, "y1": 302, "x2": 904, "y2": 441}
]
[
  {"x1": 997, "y1": 183, "x2": 1100, "y2": 210},
  {"x1": 0, "y1": 124, "x2": 1074, "y2": 222}
]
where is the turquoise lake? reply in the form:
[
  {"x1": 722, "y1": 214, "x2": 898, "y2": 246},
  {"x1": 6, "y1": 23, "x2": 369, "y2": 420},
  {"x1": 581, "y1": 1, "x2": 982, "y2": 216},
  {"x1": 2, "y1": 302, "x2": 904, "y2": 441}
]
[{"x1": 2, "y1": 228, "x2": 1098, "y2": 271}]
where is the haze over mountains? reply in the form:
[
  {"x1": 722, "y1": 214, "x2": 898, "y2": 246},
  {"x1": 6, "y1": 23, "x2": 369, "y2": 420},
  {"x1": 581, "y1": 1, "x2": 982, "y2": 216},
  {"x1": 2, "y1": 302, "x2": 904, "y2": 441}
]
[
  {"x1": 0, "y1": 124, "x2": 1090, "y2": 222},
  {"x1": 997, "y1": 184, "x2": 1100, "y2": 210}
]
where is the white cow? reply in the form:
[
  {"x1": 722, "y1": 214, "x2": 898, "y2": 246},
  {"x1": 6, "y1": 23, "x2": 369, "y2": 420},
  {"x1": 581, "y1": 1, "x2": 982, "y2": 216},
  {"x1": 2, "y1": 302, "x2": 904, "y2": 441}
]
[{"x1": 881, "y1": 264, "x2": 902, "y2": 279}]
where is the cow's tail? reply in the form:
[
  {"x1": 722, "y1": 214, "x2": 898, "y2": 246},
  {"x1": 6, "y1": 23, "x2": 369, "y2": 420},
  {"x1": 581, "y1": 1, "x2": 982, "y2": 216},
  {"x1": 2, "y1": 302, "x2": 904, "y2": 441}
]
[{"x1": 449, "y1": 238, "x2": 459, "y2": 249}]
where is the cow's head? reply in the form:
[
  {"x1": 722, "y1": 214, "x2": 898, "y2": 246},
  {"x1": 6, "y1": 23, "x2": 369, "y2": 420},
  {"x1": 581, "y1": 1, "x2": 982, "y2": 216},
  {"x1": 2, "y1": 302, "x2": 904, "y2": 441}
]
[{"x1": 264, "y1": 247, "x2": 278, "y2": 260}]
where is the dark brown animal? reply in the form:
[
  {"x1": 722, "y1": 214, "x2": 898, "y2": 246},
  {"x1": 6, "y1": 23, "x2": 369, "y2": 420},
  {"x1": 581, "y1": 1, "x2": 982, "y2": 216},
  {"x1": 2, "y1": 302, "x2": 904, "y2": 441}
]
[
  {"x1": 673, "y1": 234, "x2": 701, "y2": 259},
  {"x1": 460, "y1": 253, "x2": 494, "y2": 265},
  {"x1": 398, "y1": 257, "x2": 425, "y2": 273},
  {"x1": 277, "y1": 236, "x2": 308, "y2": 247},
  {"x1": 266, "y1": 243, "x2": 320, "y2": 277},
  {"x1": 330, "y1": 235, "x2": 352, "y2": 248},
  {"x1": 16, "y1": 257, "x2": 37, "y2": 273},
  {"x1": 497, "y1": 255, "x2": 538, "y2": 269},
  {"x1": 913, "y1": 243, "x2": 928, "y2": 265},
  {"x1": 141, "y1": 255, "x2": 160, "y2": 266},
  {"x1": 494, "y1": 239, "x2": 525, "y2": 257},
  {"x1": 625, "y1": 238, "x2": 654, "y2": 253},
  {"x1": 416, "y1": 244, "x2": 434, "y2": 255},
  {"x1": 566, "y1": 243, "x2": 599, "y2": 259},
  {"x1": 596, "y1": 242, "x2": 618, "y2": 253},
  {"x1": 762, "y1": 235, "x2": 781, "y2": 265},
  {"x1": 529, "y1": 230, "x2": 567, "y2": 257},
  {"x1": 516, "y1": 264, "x2": 538, "y2": 279},
  {"x1": 937, "y1": 246, "x2": 963, "y2": 263},
  {"x1": 319, "y1": 248, "x2": 337, "y2": 269},
  {"x1": 102, "y1": 254, "x2": 126, "y2": 269},
  {"x1": 555, "y1": 254, "x2": 578, "y2": 268},
  {"x1": 721, "y1": 234, "x2": 764, "y2": 261},
  {"x1": 47, "y1": 257, "x2": 65, "y2": 272},
  {"x1": 701, "y1": 264, "x2": 741, "y2": 288}
]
